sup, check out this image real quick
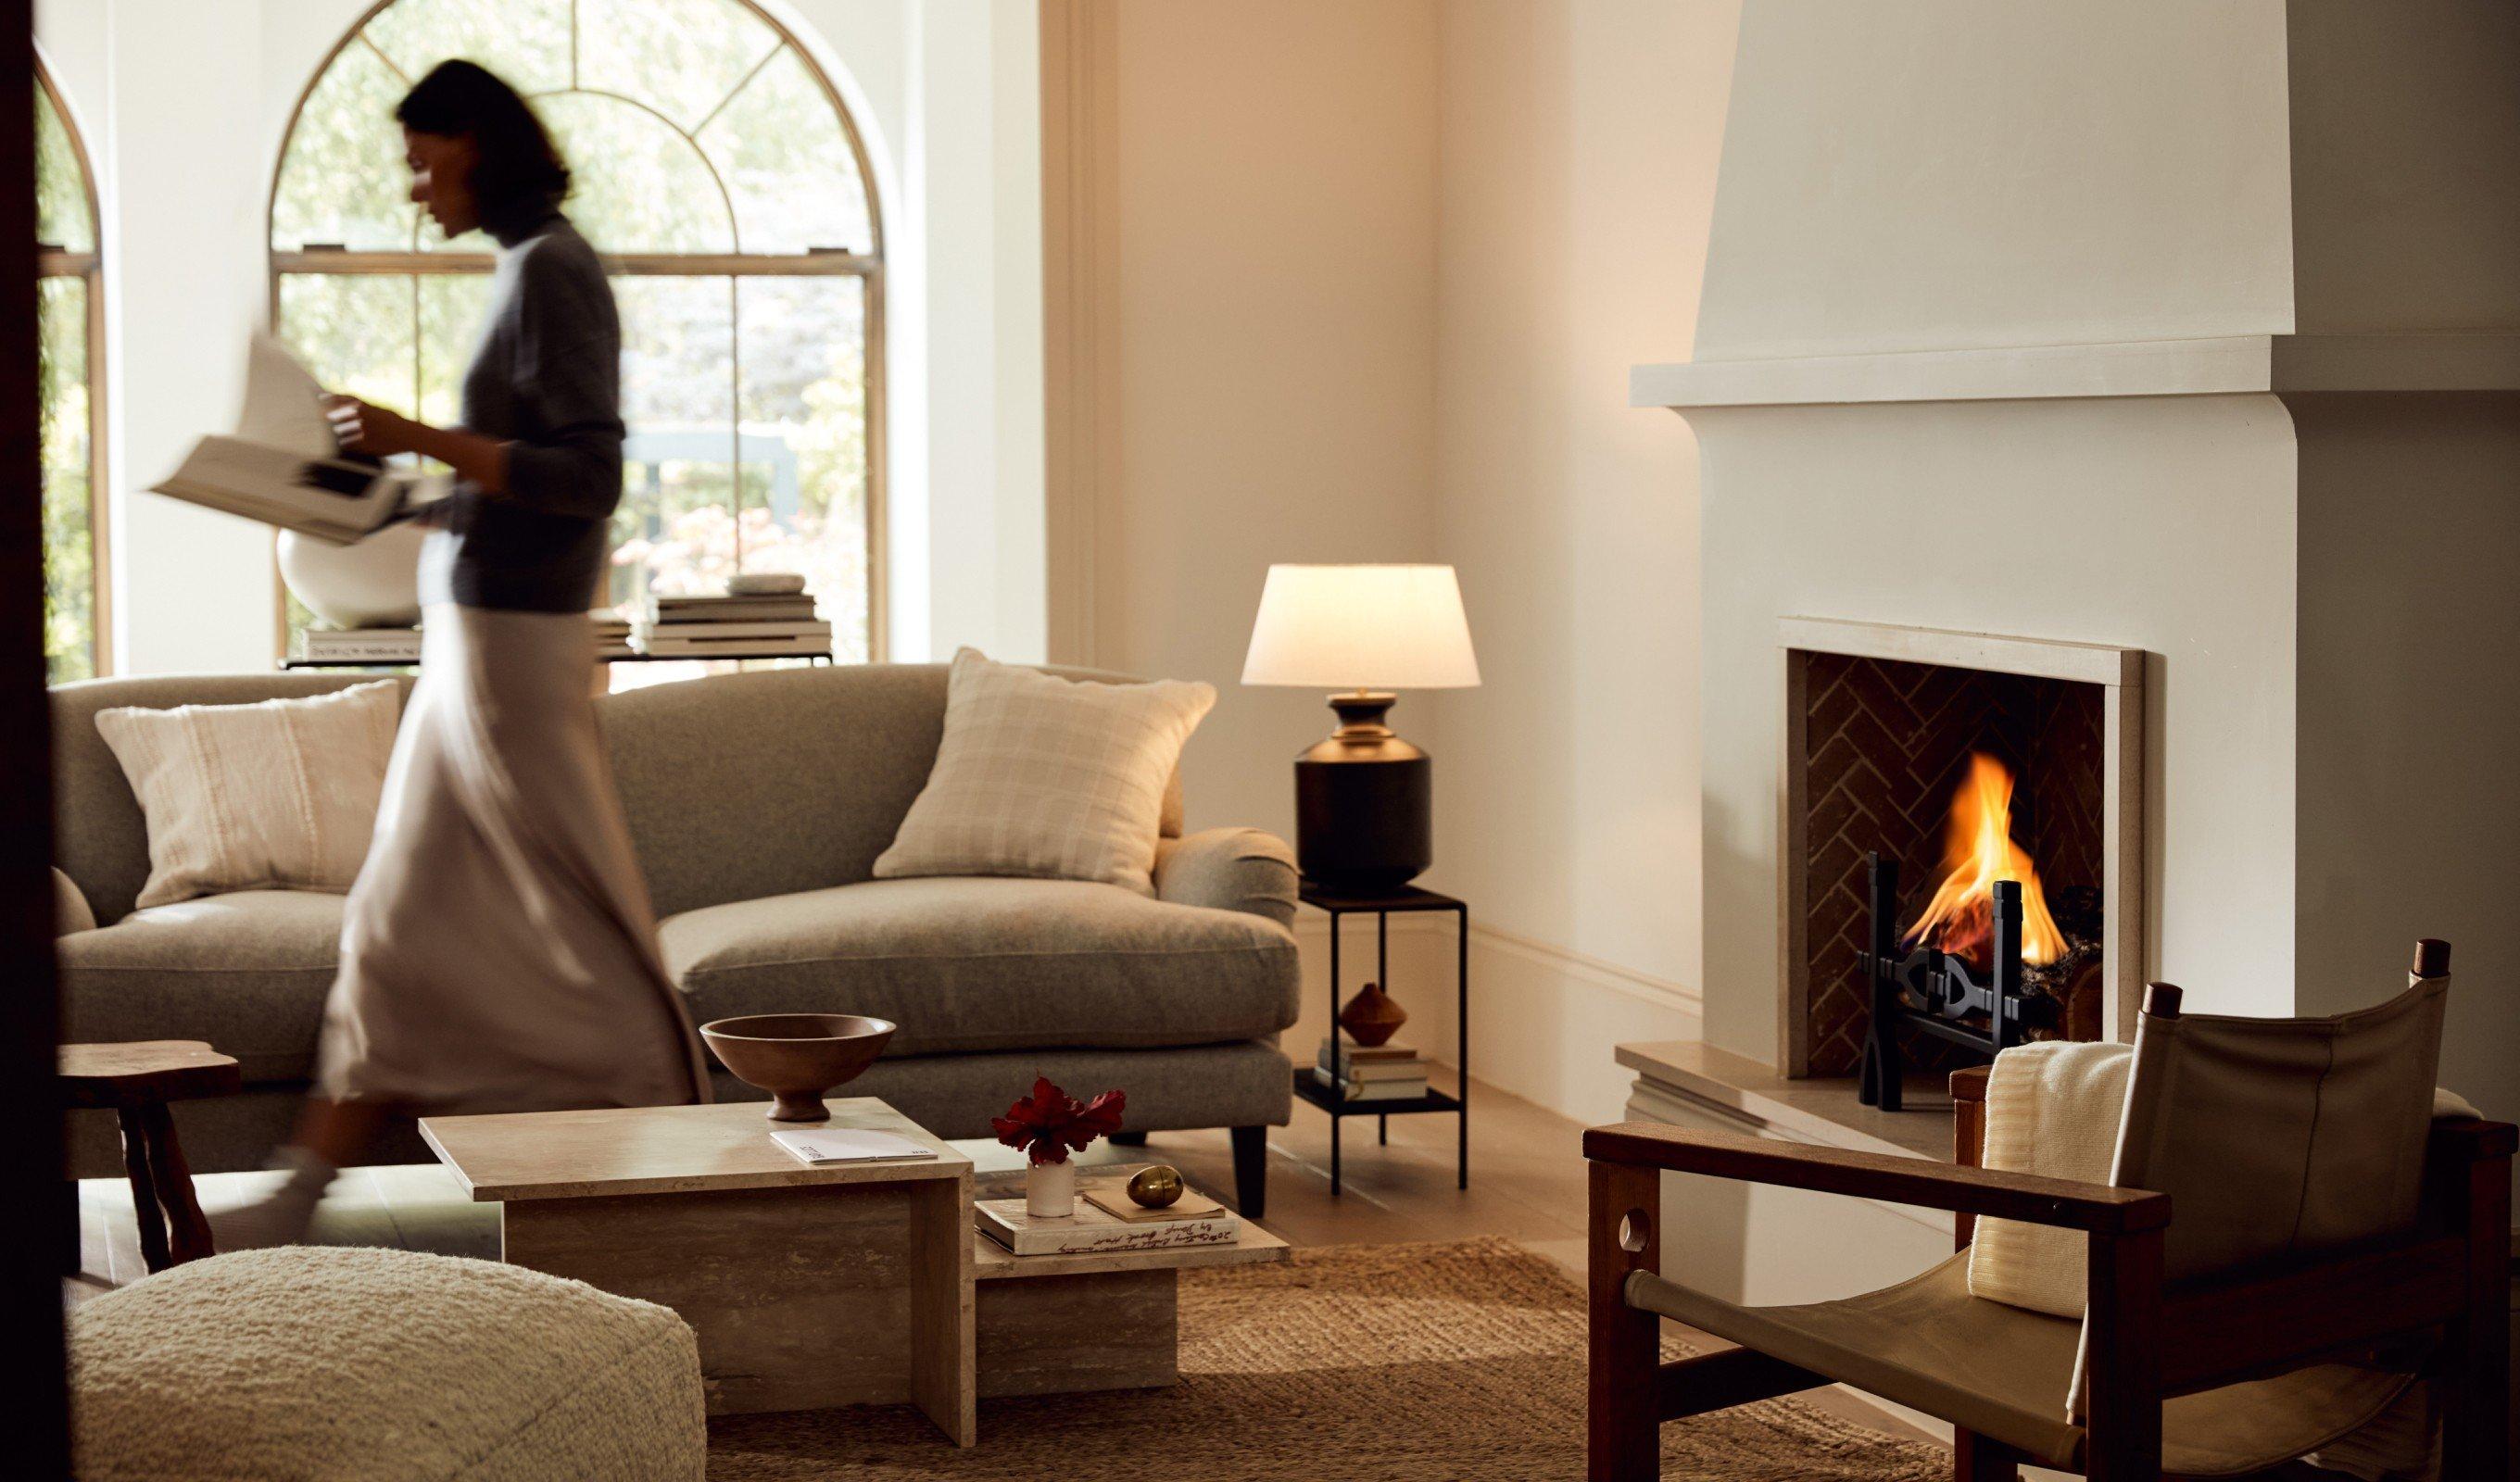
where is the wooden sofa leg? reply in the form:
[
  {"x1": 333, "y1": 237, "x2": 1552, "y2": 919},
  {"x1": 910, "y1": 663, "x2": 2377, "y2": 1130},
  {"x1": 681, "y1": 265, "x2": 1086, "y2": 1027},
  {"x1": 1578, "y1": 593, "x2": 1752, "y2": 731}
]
[
  {"x1": 1952, "y1": 1429, "x2": 2020, "y2": 1481},
  {"x1": 1229, "y1": 1126, "x2": 1267, "y2": 1218}
]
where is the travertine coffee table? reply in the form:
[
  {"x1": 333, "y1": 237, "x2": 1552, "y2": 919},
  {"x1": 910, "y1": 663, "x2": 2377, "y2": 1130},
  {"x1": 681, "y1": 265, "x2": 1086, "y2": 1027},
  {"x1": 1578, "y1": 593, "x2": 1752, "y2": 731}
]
[
  {"x1": 422, "y1": 1097, "x2": 976, "y2": 1443},
  {"x1": 422, "y1": 1101, "x2": 1290, "y2": 1440},
  {"x1": 968, "y1": 1166, "x2": 1289, "y2": 1398}
]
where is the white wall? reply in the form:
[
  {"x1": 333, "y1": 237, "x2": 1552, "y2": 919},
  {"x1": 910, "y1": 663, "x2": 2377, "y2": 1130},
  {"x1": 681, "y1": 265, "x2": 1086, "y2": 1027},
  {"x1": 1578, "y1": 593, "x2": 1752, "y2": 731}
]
[
  {"x1": 1424, "y1": 0, "x2": 1738, "y2": 1124},
  {"x1": 2293, "y1": 392, "x2": 2520, "y2": 1136},
  {"x1": 1695, "y1": 0, "x2": 2294, "y2": 360},
  {"x1": 1690, "y1": 396, "x2": 2303, "y2": 1061},
  {"x1": 1081, "y1": 0, "x2": 1443, "y2": 841},
  {"x1": 35, "y1": 0, "x2": 1044, "y2": 675}
]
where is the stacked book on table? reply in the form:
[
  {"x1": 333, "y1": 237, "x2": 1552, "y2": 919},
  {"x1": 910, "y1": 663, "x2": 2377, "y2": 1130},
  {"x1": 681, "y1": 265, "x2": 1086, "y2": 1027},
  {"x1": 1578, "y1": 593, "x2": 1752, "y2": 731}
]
[
  {"x1": 589, "y1": 611, "x2": 636, "y2": 659},
  {"x1": 632, "y1": 574, "x2": 830, "y2": 658},
  {"x1": 296, "y1": 626, "x2": 421, "y2": 665},
  {"x1": 976, "y1": 1169, "x2": 1239, "y2": 1257},
  {"x1": 1312, "y1": 1037, "x2": 1430, "y2": 1102}
]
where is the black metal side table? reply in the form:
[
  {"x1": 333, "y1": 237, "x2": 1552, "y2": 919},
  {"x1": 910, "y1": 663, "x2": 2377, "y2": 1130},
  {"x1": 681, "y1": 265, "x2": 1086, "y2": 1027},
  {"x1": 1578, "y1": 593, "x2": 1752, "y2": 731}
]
[{"x1": 1292, "y1": 883, "x2": 1468, "y2": 1195}]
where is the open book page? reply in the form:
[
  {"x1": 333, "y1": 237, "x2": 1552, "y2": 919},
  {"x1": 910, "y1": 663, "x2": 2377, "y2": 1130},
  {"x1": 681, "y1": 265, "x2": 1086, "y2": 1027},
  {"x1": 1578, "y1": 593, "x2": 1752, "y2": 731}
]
[
  {"x1": 147, "y1": 335, "x2": 452, "y2": 544},
  {"x1": 235, "y1": 333, "x2": 336, "y2": 458}
]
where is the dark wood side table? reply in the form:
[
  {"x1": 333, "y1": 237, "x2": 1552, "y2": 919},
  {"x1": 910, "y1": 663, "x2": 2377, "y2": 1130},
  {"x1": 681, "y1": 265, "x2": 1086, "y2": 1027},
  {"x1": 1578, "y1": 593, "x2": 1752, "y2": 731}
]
[
  {"x1": 61, "y1": 1041, "x2": 241, "y2": 1273},
  {"x1": 1292, "y1": 884, "x2": 1468, "y2": 1195}
]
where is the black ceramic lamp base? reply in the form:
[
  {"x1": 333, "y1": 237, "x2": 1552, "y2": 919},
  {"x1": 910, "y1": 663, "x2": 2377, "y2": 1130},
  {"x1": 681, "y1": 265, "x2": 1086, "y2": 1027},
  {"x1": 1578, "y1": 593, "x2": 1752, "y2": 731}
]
[{"x1": 1293, "y1": 692, "x2": 1431, "y2": 893}]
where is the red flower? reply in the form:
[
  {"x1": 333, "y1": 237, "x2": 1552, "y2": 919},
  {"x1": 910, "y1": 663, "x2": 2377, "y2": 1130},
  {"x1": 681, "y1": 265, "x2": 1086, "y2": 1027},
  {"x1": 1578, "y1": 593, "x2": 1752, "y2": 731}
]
[{"x1": 991, "y1": 1075, "x2": 1128, "y2": 1166}]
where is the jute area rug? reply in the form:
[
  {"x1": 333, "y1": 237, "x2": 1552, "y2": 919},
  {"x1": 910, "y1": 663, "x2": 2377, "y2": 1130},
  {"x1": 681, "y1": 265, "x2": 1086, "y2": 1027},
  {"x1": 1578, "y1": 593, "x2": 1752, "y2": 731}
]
[{"x1": 708, "y1": 1237, "x2": 1947, "y2": 1480}]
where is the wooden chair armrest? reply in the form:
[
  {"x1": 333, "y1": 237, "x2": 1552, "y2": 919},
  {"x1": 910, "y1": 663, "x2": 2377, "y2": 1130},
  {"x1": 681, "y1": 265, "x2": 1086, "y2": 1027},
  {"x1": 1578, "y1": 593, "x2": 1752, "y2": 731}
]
[
  {"x1": 1582, "y1": 1121, "x2": 2170, "y2": 1235},
  {"x1": 2430, "y1": 1118, "x2": 2518, "y2": 1161}
]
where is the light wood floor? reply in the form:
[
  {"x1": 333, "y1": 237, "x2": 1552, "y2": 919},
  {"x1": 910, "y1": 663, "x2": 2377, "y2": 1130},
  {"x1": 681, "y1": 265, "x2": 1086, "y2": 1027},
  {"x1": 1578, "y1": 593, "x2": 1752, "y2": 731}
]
[{"x1": 71, "y1": 1070, "x2": 1942, "y2": 1450}]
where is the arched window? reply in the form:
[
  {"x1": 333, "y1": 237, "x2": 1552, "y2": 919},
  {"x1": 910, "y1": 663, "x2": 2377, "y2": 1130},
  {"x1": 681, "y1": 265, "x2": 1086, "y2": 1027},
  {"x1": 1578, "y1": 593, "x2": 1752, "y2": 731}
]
[
  {"x1": 37, "y1": 61, "x2": 106, "y2": 681},
  {"x1": 270, "y1": 0, "x2": 884, "y2": 661}
]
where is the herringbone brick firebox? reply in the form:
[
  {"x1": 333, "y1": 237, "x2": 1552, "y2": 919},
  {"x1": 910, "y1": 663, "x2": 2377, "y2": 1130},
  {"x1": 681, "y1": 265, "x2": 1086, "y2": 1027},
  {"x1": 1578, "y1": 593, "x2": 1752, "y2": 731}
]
[{"x1": 1780, "y1": 618, "x2": 2147, "y2": 1083}]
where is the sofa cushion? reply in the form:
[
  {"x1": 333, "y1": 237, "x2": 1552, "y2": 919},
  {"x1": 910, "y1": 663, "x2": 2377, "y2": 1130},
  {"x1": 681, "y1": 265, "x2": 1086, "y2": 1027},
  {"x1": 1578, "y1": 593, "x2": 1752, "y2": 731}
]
[
  {"x1": 602, "y1": 664, "x2": 1188, "y2": 920},
  {"x1": 94, "y1": 680, "x2": 401, "y2": 909},
  {"x1": 59, "y1": 890, "x2": 343, "y2": 1085},
  {"x1": 661, "y1": 876, "x2": 1299, "y2": 1057},
  {"x1": 873, "y1": 649, "x2": 1215, "y2": 895},
  {"x1": 53, "y1": 673, "x2": 418, "y2": 926}
]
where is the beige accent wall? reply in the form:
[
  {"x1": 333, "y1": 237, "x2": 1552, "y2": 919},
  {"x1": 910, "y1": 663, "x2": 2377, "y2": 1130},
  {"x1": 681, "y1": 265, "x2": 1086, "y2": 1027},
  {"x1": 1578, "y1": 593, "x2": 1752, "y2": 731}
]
[
  {"x1": 1048, "y1": 0, "x2": 1443, "y2": 840},
  {"x1": 1425, "y1": 0, "x2": 1739, "y2": 1122},
  {"x1": 1050, "y1": 1, "x2": 1738, "y2": 1123}
]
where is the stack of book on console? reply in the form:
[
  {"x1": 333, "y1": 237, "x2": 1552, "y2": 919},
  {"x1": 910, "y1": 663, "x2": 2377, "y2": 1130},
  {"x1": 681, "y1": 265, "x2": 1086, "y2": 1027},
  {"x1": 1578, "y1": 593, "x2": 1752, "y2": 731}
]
[
  {"x1": 296, "y1": 626, "x2": 422, "y2": 665},
  {"x1": 588, "y1": 611, "x2": 636, "y2": 659},
  {"x1": 1313, "y1": 1037, "x2": 1429, "y2": 1102},
  {"x1": 633, "y1": 573, "x2": 830, "y2": 658},
  {"x1": 976, "y1": 1170, "x2": 1238, "y2": 1257}
]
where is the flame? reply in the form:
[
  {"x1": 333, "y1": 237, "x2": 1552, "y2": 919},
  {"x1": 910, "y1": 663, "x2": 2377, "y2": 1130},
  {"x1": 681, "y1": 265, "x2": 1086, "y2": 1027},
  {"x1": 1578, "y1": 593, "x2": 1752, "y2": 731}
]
[{"x1": 1904, "y1": 753, "x2": 2066, "y2": 967}]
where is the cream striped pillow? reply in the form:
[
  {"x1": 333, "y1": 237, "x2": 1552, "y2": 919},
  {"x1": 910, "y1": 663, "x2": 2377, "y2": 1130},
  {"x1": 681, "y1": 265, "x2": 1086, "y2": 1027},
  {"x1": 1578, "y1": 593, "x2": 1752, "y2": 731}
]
[
  {"x1": 94, "y1": 681, "x2": 402, "y2": 911},
  {"x1": 875, "y1": 649, "x2": 1215, "y2": 894}
]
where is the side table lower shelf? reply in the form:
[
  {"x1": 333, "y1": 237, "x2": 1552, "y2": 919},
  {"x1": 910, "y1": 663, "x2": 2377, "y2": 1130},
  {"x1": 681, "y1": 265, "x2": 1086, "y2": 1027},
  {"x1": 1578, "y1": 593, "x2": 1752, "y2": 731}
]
[
  {"x1": 1296, "y1": 884, "x2": 1469, "y2": 1196},
  {"x1": 1292, "y1": 1073, "x2": 1463, "y2": 1123}
]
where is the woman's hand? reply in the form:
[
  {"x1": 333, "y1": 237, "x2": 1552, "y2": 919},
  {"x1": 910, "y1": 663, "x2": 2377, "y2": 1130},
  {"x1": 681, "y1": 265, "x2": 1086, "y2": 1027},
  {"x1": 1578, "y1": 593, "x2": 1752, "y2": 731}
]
[{"x1": 322, "y1": 394, "x2": 424, "y2": 458}]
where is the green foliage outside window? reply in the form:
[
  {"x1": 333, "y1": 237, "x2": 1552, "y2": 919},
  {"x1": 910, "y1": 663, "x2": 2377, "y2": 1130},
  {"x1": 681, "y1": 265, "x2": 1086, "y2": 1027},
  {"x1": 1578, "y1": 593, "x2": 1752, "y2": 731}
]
[{"x1": 37, "y1": 77, "x2": 98, "y2": 684}]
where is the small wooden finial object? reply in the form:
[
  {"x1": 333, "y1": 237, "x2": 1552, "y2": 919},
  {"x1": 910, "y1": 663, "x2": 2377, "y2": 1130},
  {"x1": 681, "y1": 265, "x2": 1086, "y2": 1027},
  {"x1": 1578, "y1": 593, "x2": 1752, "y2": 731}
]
[
  {"x1": 1337, "y1": 981, "x2": 1408, "y2": 1048},
  {"x1": 2413, "y1": 938, "x2": 2452, "y2": 979},
  {"x1": 2142, "y1": 982, "x2": 2184, "y2": 1019}
]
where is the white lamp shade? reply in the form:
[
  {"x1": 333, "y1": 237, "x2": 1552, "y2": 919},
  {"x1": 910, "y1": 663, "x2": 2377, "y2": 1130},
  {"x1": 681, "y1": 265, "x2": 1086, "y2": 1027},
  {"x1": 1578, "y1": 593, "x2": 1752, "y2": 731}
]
[{"x1": 1241, "y1": 564, "x2": 1480, "y2": 689}]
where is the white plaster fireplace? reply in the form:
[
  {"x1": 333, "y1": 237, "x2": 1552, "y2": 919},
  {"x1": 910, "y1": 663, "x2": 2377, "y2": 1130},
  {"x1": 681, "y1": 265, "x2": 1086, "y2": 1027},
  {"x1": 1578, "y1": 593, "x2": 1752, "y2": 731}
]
[{"x1": 1614, "y1": 0, "x2": 2520, "y2": 1338}]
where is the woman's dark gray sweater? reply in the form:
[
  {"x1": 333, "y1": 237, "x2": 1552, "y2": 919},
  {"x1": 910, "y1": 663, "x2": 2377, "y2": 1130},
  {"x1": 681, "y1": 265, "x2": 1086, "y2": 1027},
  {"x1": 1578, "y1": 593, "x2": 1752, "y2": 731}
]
[{"x1": 417, "y1": 211, "x2": 624, "y2": 613}]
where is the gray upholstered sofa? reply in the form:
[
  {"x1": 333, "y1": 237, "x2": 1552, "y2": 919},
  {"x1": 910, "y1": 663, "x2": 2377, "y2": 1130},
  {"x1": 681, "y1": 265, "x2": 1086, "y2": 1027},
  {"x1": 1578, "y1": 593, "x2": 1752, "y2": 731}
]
[{"x1": 54, "y1": 664, "x2": 1299, "y2": 1212}]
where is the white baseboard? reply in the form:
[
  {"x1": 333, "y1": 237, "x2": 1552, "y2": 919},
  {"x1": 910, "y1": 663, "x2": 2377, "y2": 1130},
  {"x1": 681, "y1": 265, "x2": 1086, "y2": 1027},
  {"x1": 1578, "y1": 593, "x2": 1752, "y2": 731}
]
[{"x1": 1291, "y1": 913, "x2": 1702, "y2": 1128}]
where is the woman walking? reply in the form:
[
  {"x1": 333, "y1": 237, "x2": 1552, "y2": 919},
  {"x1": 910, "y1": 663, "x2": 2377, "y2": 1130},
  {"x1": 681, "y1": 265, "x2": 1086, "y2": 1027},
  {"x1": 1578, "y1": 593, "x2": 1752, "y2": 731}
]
[{"x1": 227, "y1": 60, "x2": 707, "y2": 1245}]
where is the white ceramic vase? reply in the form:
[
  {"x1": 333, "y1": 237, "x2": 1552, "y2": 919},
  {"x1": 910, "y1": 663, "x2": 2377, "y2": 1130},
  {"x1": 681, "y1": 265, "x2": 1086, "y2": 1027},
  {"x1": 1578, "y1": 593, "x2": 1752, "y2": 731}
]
[
  {"x1": 277, "y1": 522, "x2": 428, "y2": 630},
  {"x1": 1026, "y1": 1159, "x2": 1077, "y2": 1218}
]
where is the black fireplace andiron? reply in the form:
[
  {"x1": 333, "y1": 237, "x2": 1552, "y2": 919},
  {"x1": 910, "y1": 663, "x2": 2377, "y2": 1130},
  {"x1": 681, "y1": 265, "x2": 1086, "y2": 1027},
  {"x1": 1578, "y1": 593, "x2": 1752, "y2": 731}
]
[{"x1": 1856, "y1": 851, "x2": 2055, "y2": 1112}]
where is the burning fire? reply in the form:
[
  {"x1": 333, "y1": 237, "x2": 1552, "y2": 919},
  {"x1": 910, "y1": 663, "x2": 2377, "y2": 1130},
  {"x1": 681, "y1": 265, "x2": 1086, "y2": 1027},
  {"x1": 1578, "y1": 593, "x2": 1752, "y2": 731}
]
[{"x1": 1904, "y1": 753, "x2": 2066, "y2": 967}]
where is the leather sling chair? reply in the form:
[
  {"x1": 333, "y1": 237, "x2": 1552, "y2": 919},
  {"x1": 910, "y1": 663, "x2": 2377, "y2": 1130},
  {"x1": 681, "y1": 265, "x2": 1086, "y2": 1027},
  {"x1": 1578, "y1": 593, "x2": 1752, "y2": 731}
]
[{"x1": 1584, "y1": 940, "x2": 2510, "y2": 1480}]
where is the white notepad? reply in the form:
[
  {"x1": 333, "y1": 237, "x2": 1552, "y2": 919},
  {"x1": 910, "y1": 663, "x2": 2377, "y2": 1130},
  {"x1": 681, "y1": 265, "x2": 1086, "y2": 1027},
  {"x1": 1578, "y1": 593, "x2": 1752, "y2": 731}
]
[{"x1": 769, "y1": 1127, "x2": 939, "y2": 1167}]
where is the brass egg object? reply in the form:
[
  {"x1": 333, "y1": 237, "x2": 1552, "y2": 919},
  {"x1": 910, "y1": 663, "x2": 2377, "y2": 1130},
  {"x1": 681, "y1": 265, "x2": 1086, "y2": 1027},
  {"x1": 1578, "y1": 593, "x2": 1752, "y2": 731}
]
[{"x1": 1126, "y1": 1163, "x2": 1185, "y2": 1209}]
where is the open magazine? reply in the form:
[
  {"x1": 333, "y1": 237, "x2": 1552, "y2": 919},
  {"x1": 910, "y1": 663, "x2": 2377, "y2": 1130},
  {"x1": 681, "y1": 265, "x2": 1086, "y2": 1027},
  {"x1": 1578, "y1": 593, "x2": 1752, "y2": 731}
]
[{"x1": 149, "y1": 335, "x2": 451, "y2": 546}]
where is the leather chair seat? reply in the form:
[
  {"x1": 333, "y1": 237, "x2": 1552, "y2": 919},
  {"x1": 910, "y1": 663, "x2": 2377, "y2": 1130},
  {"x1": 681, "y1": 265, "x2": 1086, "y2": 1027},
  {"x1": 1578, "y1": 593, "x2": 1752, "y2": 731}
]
[{"x1": 1629, "y1": 1254, "x2": 2413, "y2": 1476}]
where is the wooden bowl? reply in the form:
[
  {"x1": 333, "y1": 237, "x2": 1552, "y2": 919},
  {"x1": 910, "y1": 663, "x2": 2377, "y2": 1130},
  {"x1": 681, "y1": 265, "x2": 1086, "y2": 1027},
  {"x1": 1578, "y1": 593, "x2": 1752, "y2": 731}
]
[{"x1": 699, "y1": 1013, "x2": 897, "y2": 1123}]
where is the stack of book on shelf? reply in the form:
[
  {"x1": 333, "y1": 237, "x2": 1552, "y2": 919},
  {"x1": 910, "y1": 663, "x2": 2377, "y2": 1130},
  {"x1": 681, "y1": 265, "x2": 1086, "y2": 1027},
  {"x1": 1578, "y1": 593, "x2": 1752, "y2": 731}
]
[
  {"x1": 975, "y1": 1168, "x2": 1239, "y2": 1257},
  {"x1": 1313, "y1": 1037, "x2": 1429, "y2": 1102},
  {"x1": 632, "y1": 573, "x2": 830, "y2": 658},
  {"x1": 589, "y1": 611, "x2": 635, "y2": 659},
  {"x1": 296, "y1": 626, "x2": 421, "y2": 665}
]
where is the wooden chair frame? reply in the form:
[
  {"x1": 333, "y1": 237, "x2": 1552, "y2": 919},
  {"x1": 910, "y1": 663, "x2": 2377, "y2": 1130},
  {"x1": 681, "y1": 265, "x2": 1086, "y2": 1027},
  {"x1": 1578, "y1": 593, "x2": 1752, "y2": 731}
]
[{"x1": 1587, "y1": 980, "x2": 2513, "y2": 1480}]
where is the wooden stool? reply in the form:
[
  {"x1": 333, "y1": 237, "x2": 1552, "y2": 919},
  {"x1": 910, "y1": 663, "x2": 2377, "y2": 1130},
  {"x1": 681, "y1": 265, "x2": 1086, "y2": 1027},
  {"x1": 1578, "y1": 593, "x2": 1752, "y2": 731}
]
[{"x1": 62, "y1": 1041, "x2": 242, "y2": 1274}]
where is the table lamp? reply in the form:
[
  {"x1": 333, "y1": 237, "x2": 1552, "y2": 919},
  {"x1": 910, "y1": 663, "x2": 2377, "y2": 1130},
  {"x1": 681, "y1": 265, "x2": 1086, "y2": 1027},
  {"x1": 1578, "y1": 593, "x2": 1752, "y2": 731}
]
[{"x1": 1241, "y1": 564, "x2": 1480, "y2": 892}]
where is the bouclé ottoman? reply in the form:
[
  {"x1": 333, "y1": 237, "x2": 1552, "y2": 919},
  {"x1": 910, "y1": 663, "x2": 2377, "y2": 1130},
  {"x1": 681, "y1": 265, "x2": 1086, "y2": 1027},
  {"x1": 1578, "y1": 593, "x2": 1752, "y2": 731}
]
[{"x1": 71, "y1": 1246, "x2": 706, "y2": 1481}]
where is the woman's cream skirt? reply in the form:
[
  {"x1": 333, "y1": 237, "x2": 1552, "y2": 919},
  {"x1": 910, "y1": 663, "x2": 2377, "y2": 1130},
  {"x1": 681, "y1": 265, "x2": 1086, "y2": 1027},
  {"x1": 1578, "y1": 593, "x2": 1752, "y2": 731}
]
[{"x1": 316, "y1": 604, "x2": 708, "y2": 1114}]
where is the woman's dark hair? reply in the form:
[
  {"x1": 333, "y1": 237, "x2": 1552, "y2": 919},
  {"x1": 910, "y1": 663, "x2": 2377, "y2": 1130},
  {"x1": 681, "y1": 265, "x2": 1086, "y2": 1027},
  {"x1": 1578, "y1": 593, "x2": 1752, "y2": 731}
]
[{"x1": 395, "y1": 60, "x2": 570, "y2": 229}]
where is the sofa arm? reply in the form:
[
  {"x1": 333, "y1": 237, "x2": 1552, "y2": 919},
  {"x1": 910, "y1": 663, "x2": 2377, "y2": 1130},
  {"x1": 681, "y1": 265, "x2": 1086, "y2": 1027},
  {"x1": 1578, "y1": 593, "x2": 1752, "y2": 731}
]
[
  {"x1": 53, "y1": 866, "x2": 94, "y2": 936},
  {"x1": 1154, "y1": 828, "x2": 1298, "y2": 929}
]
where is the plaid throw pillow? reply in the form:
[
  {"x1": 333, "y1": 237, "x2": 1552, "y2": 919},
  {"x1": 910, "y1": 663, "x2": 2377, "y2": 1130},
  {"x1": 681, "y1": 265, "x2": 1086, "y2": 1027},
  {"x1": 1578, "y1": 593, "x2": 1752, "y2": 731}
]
[{"x1": 874, "y1": 648, "x2": 1216, "y2": 893}]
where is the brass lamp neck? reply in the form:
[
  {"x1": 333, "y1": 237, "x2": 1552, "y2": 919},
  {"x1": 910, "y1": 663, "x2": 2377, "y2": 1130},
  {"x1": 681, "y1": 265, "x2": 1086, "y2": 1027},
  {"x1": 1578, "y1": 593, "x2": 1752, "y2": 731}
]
[{"x1": 1326, "y1": 690, "x2": 1399, "y2": 741}]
